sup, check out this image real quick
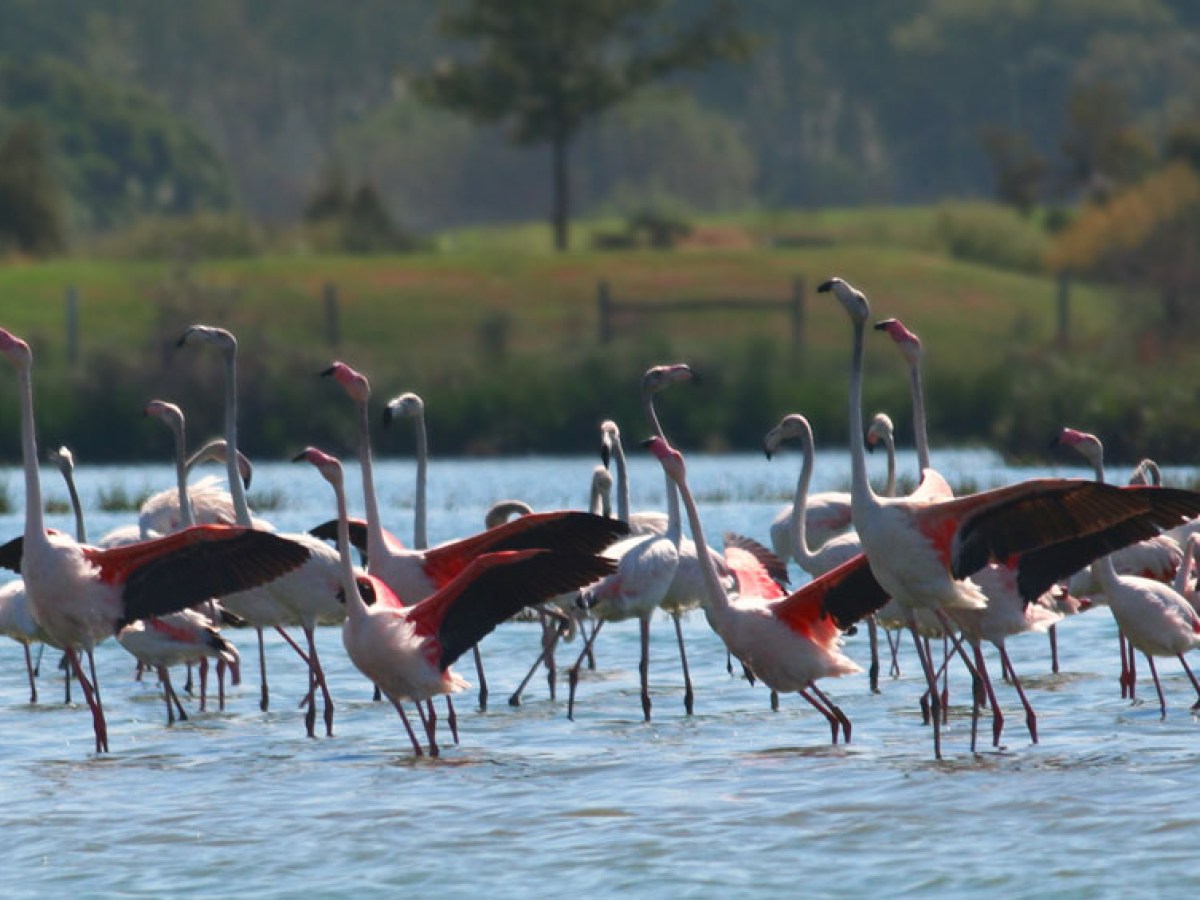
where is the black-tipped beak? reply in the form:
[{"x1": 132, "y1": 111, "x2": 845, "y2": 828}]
[
  {"x1": 320, "y1": 365, "x2": 336, "y2": 377},
  {"x1": 817, "y1": 279, "x2": 836, "y2": 293},
  {"x1": 1048, "y1": 433, "x2": 1064, "y2": 450},
  {"x1": 689, "y1": 368, "x2": 702, "y2": 387},
  {"x1": 763, "y1": 442, "x2": 774, "y2": 461},
  {"x1": 639, "y1": 437, "x2": 656, "y2": 449},
  {"x1": 175, "y1": 331, "x2": 189, "y2": 348},
  {"x1": 873, "y1": 319, "x2": 897, "y2": 331},
  {"x1": 291, "y1": 450, "x2": 308, "y2": 463}
]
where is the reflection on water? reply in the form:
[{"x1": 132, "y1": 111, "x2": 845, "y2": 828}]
[{"x1": 0, "y1": 453, "x2": 1197, "y2": 896}]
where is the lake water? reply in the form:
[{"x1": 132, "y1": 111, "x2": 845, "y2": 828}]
[{"x1": 1, "y1": 450, "x2": 1197, "y2": 897}]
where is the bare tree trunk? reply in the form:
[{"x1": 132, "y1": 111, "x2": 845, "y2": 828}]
[{"x1": 552, "y1": 133, "x2": 570, "y2": 252}]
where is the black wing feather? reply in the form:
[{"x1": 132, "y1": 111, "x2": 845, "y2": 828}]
[
  {"x1": 818, "y1": 553, "x2": 891, "y2": 630},
  {"x1": 0, "y1": 535, "x2": 22, "y2": 573}
]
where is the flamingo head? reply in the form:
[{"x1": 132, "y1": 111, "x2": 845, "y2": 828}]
[
  {"x1": 1051, "y1": 427, "x2": 1104, "y2": 469},
  {"x1": 589, "y1": 464, "x2": 613, "y2": 518},
  {"x1": 48, "y1": 445, "x2": 75, "y2": 475},
  {"x1": 382, "y1": 391, "x2": 424, "y2": 426},
  {"x1": 177, "y1": 324, "x2": 237, "y2": 355},
  {"x1": 642, "y1": 435, "x2": 686, "y2": 483},
  {"x1": 763, "y1": 413, "x2": 812, "y2": 460},
  {"x1": 321, "y1": 361, "x2": 370, "y2": 404},
  {"x1": 866, "y1": 412, "x2": 895, "y2": 452},
  {"x1": 641, "y1": 363, "x2": 698, "y2": 397},
  {"x1": 818, "y1": 277, "x2": 870, "y2": 325},
  {"x1": 0, "y1": 328, "x2": 32, "y2": 367},
  {"x1": 484, "y1": 499, "x2": 535, "y2": 529},
  {"x1": 874, "y1": 317, "x2": 923, "y2": 364},
  {"x1": 1128, "y1": 458, "x2": 1162, "y2": 487},
  {"x1": 144, "y1": 399, "x2": 185, "y2": 432},
  {"x1": 293, "y1": 446, "x2": 343, "y2": 489},
  {"x1": 188, "y1": 438, "x2": 254, "y2": 489},
  {"x1": 599, "y1": 420, "x2": 621, "y2": 468}
]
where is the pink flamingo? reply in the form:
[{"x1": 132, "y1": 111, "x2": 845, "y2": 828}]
[
  {"x1": 0, "y1": 327, "x2": 310, "y2": 752},
  {"x1": 295, "y1": 447, "x2": 617, "y2": 755}
]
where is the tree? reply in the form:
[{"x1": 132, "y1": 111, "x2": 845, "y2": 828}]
[
  {"x1": 0, "y1": 119, "x2": 66, "y2": 255},
  {"x1": 415, "y1": 0, "x2": 750, "y2": 251}
]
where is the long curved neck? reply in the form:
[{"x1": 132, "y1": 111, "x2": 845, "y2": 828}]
[
  {"x1": 909, "y1": 359, "x2": 931, "y2": 473},
  {"x1": 412, "y1": 411, "x2": 428, "y2": 550},
  {"x1": 880, "y1": 431, "x2": 897, "y2": 497},
  {"x1": 356, "y1": 398, "x2": 386, "y2": 563},
  {"x1": 789, "y1": 429, "x2": 816, "y2": 563},
  {"x1": 644, "y1": 393, "x2": 681, "y2": 530},
  {"x1": 665, "y1": 479, "x2": 682, "y2": 546},
  {"x1": 332, "y1": 476, "x2": 369, "y2": 623},
  {"x1": 17, "y1": 362, "x2": 46, "y2": 547},
  {"x1": 220, "y1": 348, "x2": 253, "y2": 527},
  {"x1": 671, "y1": 469, "x2": 730, "y2": 622},
  {"x1": 61, "y1": 463, "x2": 87, "y2": 543},
  {"x1": 611, "y1": 435, "x2": 631, "y2": 523},
  {"x1": 1175, "y1": 537, "x2": 1197, "y2": 594},
  {"x1": 847, "y1": 319, "x2": 877, "y2": 512},
  {"x1": 171, "y1": 419, "x2": 194, "y2": 528},
  {"x1": 1090, "y1": 456, "x2": 1105, "y2": 484},
  {"x1": 1092, "y1": 553, "x2": 1120, "y2": 594}
]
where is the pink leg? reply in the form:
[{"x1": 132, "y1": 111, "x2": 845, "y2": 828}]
[
  {"x1": 66, "y1": 648, "x2": 108, "y2": 753},
  {"x1": 1175, "y1": 654, "x2": 1200, "y2": 710},
  {"x1": 998, "y1": 645, "x2": 1038, "y2": 744},
  {"x1": 672, "y1": 613, "x2": 694, "y2": 715},
  {"x1": 508, "y1": 613, "x2": 557, "y2": 707},
  {"x1": 809, "y1": 683, "x2": 852, "y2": 743},
  {"x1": 23, "y1": 643, "x2": 37, "y2": 704},
  {"x1": 445, "y1": 696, "x2": 459, "y2": 744},
  {"x1": 1145, "y1": 654, "x2": 1166, "y2": 718},
  {"x1": 216, "y1": 659, "x2": 227, "y2": 711},
  {"x1": 389, "y1": 698, "x2": 424, "y2": 756},
  {"x1": 886, "y1": 627, "x2": 902, "y2": 678},
  {"x1": 471, "y1": 644, "x2": 488, "y2": 712},
  {"x1": 304, "y1": 626, "x2": 335, "y2": 737},
  {"x1": 638, "y1": 614, "x2": 652, "y2": 722},
  {"x1": 417, "y1": 699, "x2": 440, "y2": 757},
  {"x1": 909, "y1": 615, "x2": 943, "y2": 760},
  {"x1": 198, "y1": 658, "x2": 209, "y2": 712},
  {"x1": 798, "y1": 687, "x2": 841, "y2": 742},
  {"x1": 971, "y1": 643, "x2": 1004, "y2": 749},
  {"x1": 567, "y1": 619, "x2": 605, "y2": 721}
]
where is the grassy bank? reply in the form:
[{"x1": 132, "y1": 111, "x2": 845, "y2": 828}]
[{"x1": 0, "y1": 205, "x2": 1187, "y2": 464}]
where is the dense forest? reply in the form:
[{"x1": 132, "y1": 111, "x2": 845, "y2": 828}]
[{"x1": 4, "y1": 0, "x2": 1200, "y2": 235}]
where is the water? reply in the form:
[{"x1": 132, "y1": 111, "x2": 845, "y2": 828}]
[{"x1": 1, "y1": 451, "x2": 1198, "y2": 897}]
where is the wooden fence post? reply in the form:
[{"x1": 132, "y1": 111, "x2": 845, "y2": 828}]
[
  {"x1": 65, "y1": 285, "x2": 79, "y2": 365},
  {"x1": 1056, "y1": 271, "x2": 1071, "y2": 349},
  {"x1": 597, "y1": 280, "x2": 613, "y2": 343},
  {"x1": 324, "y1": 282, "x2": 340, "y2": 348}
]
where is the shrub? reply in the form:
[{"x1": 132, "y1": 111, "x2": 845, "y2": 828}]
[{"x1": 932, "y1": 201, "x2": 1048, "y2": 273}]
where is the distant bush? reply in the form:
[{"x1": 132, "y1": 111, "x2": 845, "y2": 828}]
[
  {"x1": 932, "y1": 201, "x2": 1048, "y2": 272},
  {"x1": 303, "y1": 169, "x2": 427, "y2": 254},
  {"x1": 89, "y1": 213, "x2": 264, "y2": 260}
]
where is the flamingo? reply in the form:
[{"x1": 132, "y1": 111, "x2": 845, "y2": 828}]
[
  {"x1": 295, "y1": 447, "x2": 617, "y2": 755},
  {"x1": 818, "y1": 276, "x2": 1200, "y2": 758},
  {"x1": 117, "y1": 609, "x2": 241, "y2": 724},
  {"x1": 765, "y1": 412, "x2": 893, "y2": 692},
  {"x1": 1087, "y1": 553, "x2": 1200, "y2": 716},
  {"x1": 178, "y1": 325, "x2": 348, "y2": 737},
  {"x1": 645, "y1": 436, "x2": 863, "y2": 743},
  {"x1": 0, "y1": 326, "x2": 310, "y2": 752},
  {"x1": 1053, "y1": 426, "x2": 1182, "y2": 694}
]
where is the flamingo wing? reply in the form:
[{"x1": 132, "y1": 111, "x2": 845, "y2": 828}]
[
  {"x1": 406, "y1": 549, "x2": 616, "y2": 670},
  {"x1": 420, "y1": 511, "x2": 629, "y2": 588},
  {"x1": 0, "y1": 535, "x2": 21, "y2": 573},
  {"x1": 814, "y1": 553, "x2": 891, "y2": 631},
  {"x1": 724, "y1": 532, "x2": 790, "y2": 590},
  {"x1": 939, "y1": 481, "x2": 1200, "y2": 583},
  {"x1": 86, "y1": 526, "x2": 312, "y2": 626},
  {"x1": 308, "y1": 517, "x2": 371, "y2": 555}
]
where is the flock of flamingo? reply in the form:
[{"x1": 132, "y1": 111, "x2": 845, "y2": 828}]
[{"x1": 3, "y1": 275, "x2": 1200, "y2": 761}]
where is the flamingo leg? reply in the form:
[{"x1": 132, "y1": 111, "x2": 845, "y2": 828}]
[
  {"x1": 390, "y1": 698, "x2": 424, "y2": 756},
  {"x1": 998, "y1": 645, "x2": 1038, "y2": 744},
  {"x1": 257, "y1": 627, "x2": 270, "y2": 712},
  {"x1": 184, "y1": 663, "x2": 194, "y2": 696},
  {"x1": 164, "y1": 666, "x2": 189, "y2": 724},
  {"x1": 809, "y1": 683, "x2": 852, "y2": 743},
  {"x1": 1118, "y1": 629, "x2": 1133, "y2": 699},
  {"x1": 86, "y1": 648, "x2": 102, "y2": 707},
  {"x1": 867, "y1": 616, "x2": 881, "y2": 693},
  {"x1": 418, "y1": 699, "x2": 440, "y2": 757},
  {"x1": 60, "y1": 652, "x2": 71, "y2": 704},
  {"x1": 1048, "y1": 623, "x2": 1060, "y2": 675},
  {"x1": 23, "y1": 643, "x2": 37, "y2": 704},
  {"x1": 1145, "y1": 654, "x2": 1166, "y2": 718},
  {"x1": 638, "y1": 614, "x2": 652, "y2": 722},
  {"x1": 445, "y1": 696, "x2": 459, "y2": 744},
  {"x1": 771, "y1": 690, "x2": 780, "y2": 711},
  {"x1": 304, "y1": 626, "x2": 334, "y2": 737},
  {"x1": 908, "y1": 614, "x2": 942, "y2": 760},
  {"x1": 509, "y1": 611, "x2": 560, "y2": 707},
  {"x1": 216, "y1": 659, "x2": 226, "y2": 711},
  {"x1": 971, "y1": 643, "x2": 1004, "y2": 749},
  {"x1": 798, "y1": 687, "x2": 841, "y2": 743},
  {"x1": 66, "y1": 648, "x2": 108, "y2": 754},
  {"x1": 940, "y1": 635, "x2": 951, "y2": 724},
  {"x1": 373, "y1": 684, "x2": 383, "y2": 702},
  {"x1": 544, "y1": 614, "x2": 561, "y2": 701},
  {"x1": 471, "y1": 644, "x2": 488, "y2": 711},
  {"x1": 672, "y1": 612, "x2": 694, "y2": 716},
  {"x1": 32, "y1": 641, "x2": 44, "y2": 677},
  {"x1": 198, "y1": 658, "x2": 209, "y2": 712},
  {"x1": 567, "y1": 619, "x2": 604, "y2": 720},
  {"x1": 1176, "y1": 654, "x2": 1200, "y2": 710},
  {"x1": 510, "y1": 643, "x2": 552, "y2": 707},
  {"x1": 886, "y1": 627, "x2": 902, "y2": 678}
]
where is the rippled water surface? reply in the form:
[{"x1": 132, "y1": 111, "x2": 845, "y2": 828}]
[{"x1": 2, "y1": 451, "x2": 1198, "y2": 897}]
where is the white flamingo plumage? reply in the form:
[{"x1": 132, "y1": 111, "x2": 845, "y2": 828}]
[
  {"x1": 0, "y1": 326, "x2": 310, "y2": 753},
  {"x1": 296, "y1": 447, "x2": 617, "y2": 755}
]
